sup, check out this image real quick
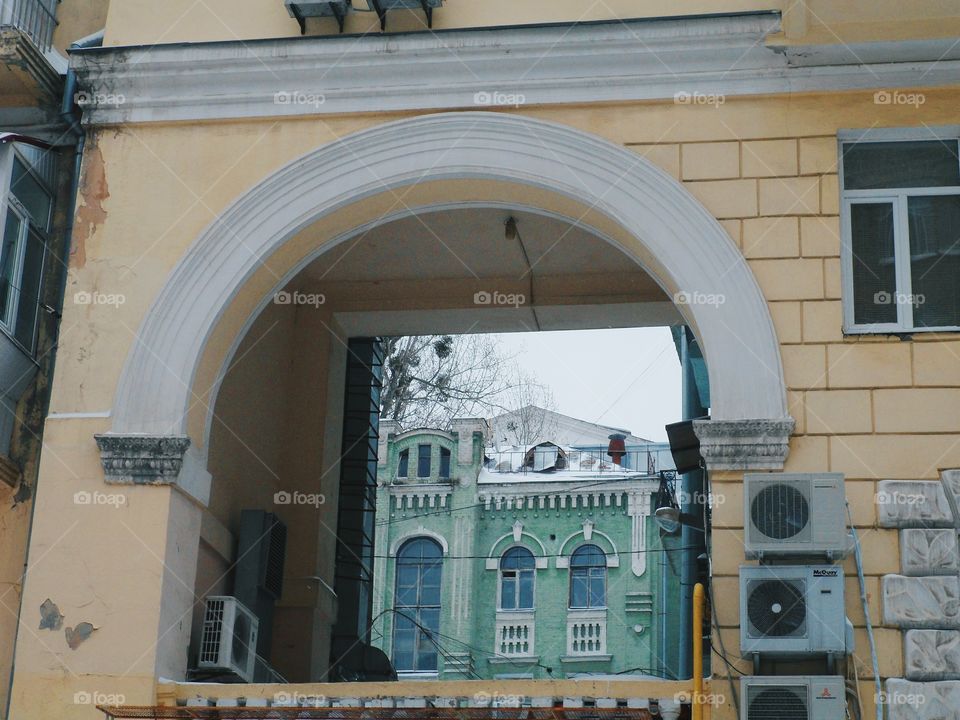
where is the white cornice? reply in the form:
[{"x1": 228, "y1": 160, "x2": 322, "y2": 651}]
[{"x1": 71, "y1": 13, "x2": 960, "y2": 125}]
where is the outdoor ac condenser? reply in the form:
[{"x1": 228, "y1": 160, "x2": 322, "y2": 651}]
[
  {"x1": 744, "y1": 473, "x2": 850, "y2": 560},
  {"x1": 740, "y1": 565, "x2": 847, "y2": 658},
  {"x1": 741, "y1": 676, "x2": 846, "y2": 720},
  {"x1": 197, "y1": 596, "x2": 259, "y2": 682}
]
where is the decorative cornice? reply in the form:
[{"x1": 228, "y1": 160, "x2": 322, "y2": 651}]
[
  {"x1": 691, "y1": 418, "x2": 794, "y2": 471},
  {"x1": 71, "y1": 13, "x2": 960, "y2": 126},
  {"x1": 94, "y1": 434, "x2": 191, "y2": 485}
]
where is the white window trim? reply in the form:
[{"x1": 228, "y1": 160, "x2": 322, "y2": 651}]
[
  {"x1": 839, "y1": 127, "x2": 960, "y2": 334},
  {"x1": 496, "y1": 547, "x2": 536, "y2": 612}
]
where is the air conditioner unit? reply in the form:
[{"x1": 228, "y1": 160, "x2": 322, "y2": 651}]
[
  {"x1": 198, "y1": 596, "x2": 259, "y2": 682},
  {"x1": 741, "y1": 565, "x2": 846, "y2": 658},
  {"x1": 741, "y1": 676, "x2": 846, "y2": 720},
  {"x1": 744, "y1": 473, "x2": 850, "y2": 560}
]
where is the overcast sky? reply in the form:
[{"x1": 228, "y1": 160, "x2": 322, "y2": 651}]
[{"x1": 488, "y1": 326, "x2": 682, "y2": 442}]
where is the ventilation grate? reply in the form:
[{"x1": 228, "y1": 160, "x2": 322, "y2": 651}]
[
  {"x1": 747, "y1": 686, "x2": 808, "y2": 720},
  {"x1": 199, "y1": 598, "x2": 225, "y2": 664},
  {"x1": 751, "y1": 483, "x2": 810, "y2": 540},
  {"x1": 747, "y1": 579, "x2": 807, "y2": 638}
]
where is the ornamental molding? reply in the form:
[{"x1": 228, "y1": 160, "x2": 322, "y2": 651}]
[
  {"x1": 94, "y1": 434, "x2": 191, "y2": 485},
  {"x1": 70, "y1": 13, "x2": 960, "y2": 126},
  {"x1": 691, "y1": 418, "x2": 794, "y2": 471}
]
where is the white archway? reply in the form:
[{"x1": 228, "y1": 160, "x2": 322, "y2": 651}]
[{"x1": 110, "y1": 112, "x2": 789, "y2": 442}]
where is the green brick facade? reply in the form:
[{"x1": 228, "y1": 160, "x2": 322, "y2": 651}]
[{"x1": 371, "y1": 420, "x2": 682, "y2": 681}]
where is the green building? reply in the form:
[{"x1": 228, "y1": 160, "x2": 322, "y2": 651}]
[{"x1": 371, "y1": 416, "x2": 682, "y2": 682}]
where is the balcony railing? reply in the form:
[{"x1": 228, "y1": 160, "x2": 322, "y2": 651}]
[
  {"x1": 1, "y1": 0, "x2": 58, "y2": 52},
  {"x1": 494, "y1": 611, "x2": 535, "y2": 657},
  {"x1": 566, "y1": 609, "x2": 608, "y2": 656},
  {"x1": 484, "y1": 449, "x2": 672, "y2": 476}
]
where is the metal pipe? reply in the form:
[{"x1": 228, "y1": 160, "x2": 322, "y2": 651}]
[{"x1": 692, "y1": 582, "x2": 705, "y2": 720}]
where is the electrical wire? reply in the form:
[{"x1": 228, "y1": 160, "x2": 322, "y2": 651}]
[{"x1": 846, "y1": 502, "x2": 881, "y2": 720}]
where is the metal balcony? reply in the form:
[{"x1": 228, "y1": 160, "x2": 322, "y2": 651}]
[{"x1": 0, "y1": 0, "x2": 58, "y2": 52}]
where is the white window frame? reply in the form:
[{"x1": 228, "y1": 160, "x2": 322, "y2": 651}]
[
  {"x1": 497, "y1": 545, "x2": 536, "y2": 612},
  {"x1": 839, "y1": 127, "x2": 960, "y2": 334}
]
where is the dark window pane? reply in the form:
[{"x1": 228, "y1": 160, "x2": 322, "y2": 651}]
[
  {"x1": 843, "y1": 141, "x2": 960, "y2": 190},
  {"x1": 501, "y1": 576, "x2": 516, "y2": 609},
  {"x1": 14, "y1": 230, "x2": 43, "y2": 351},
  {"x1": 0, "y1": 210, "x2": 22, "y2": 323},
  {"x1": 570, "y1": 572, "x2": 588, "y2": 607},
  {"x1": 11, "y1": 158, "x2": 52, "y2": 230},
  {"x1": 850, "y1": 203, "x2": 898, "y2": 325},
  {"x1": 909, "y1": 195, "x2": 960, "y2": 328},
  {"x1": 590, "y1": 574, "x2": 606, "y2": 607},
  {"x1": 397, "y1": 449, "x2": 408, "y2": 477},
  {"x1": 518, "y1": 572, "x2": 534, "y2": 609},
  {"x1": 571, "y1": 544, "x2": 606, "y2": 568},
  {"x1": 439, "y1": 447, "x2": 450, "y2": 478},
  {"x1": 417, "y1": 444, "x2": 431, "y2": 477}
]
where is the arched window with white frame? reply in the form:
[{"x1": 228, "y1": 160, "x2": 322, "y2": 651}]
[
  {"x1": 392, "y1": 537, "x2": 443, "y2": 673},
  {"x1": 569, "y1": 544, "x2": 607, "y2": 609},
  {"x1": 499, "y1": 546, "x2": 535, "y2": 610}
]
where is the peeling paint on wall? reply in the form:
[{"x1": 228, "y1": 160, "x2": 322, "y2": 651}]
[
  {"x1": 72, "y1": 137, "x2": 110, "y2": 268},
  {"x1": 65, "y1": 622, "x2": 96, "y2": 649},
  {"x1": 38, "y1": 599, "x2": 63, "y2": 630}
]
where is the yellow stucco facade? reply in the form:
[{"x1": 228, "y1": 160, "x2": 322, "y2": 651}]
[{"x1": 4, "y1": 1, "x2": 960, "y2": 719}]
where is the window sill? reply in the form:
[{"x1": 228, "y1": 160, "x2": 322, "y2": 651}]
[
  {"x1": 844, "y1": 324, "x2": 960, "y2": 337},
  {"x1": 395, "y1": 672, "x2": 439, "y2": 680},
  {"x1": 488, "y1": 655, "x2": 540, "y2": 665},
  {"x1": 559, "y1": 655, "x2": 613, "y2": 663}
]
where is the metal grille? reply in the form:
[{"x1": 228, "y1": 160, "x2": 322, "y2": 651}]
[
  {"x1": 264, "y1": 519, "x2": 286, "y2": 599},
  {"x1": 2, "y1": 0, "x2": 58, "y2": 52},
  {"x1": 199, "y1": 599, "x2": 225, "y2": 665},
  {"x1": 751, "y1": 482, "x2": 810, "y2": 541},
  {"x1": 746, "y1": 685, "x2": 808, "y2": 720},
  {"x1": 746, "y1": 579, "x2": 807, "y2": 638}
]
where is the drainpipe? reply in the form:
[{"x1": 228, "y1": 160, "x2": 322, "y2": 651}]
[
  {"x1": 4, "y1": 28, "x2": 104, "y2": 720},
  {"x1": 678, "y1": 328, "x2": 708, "y2": 679}
]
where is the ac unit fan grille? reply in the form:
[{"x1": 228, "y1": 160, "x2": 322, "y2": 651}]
[
  {"x1": 199, "y1": 598, "x2": 225, "y2": 664},
  {"x1": 751, "y1": 483, "x2": 810, "y2": 540},
  {"x1": 747, "y1": 579, "x2": 806, "y2": 637},
  {"x1": 747, "y1": 686, "x2": 807, "y2": 720}
]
